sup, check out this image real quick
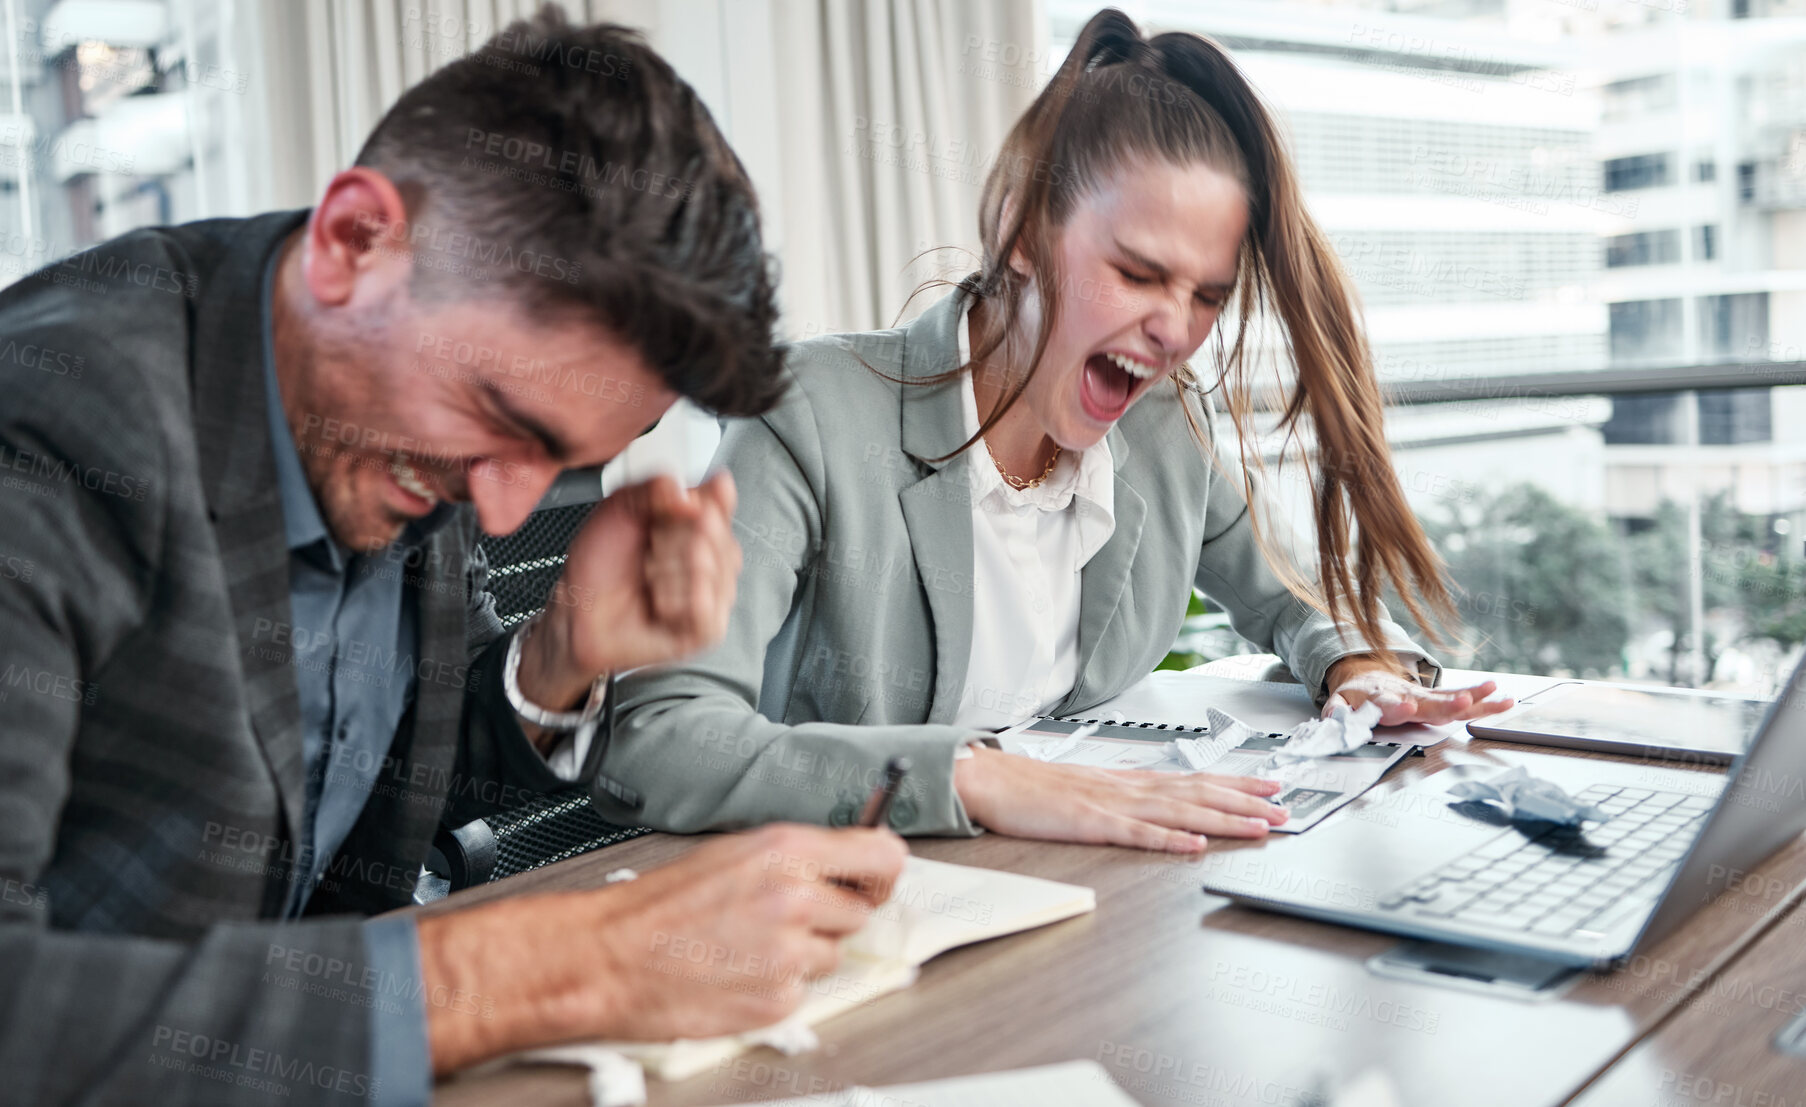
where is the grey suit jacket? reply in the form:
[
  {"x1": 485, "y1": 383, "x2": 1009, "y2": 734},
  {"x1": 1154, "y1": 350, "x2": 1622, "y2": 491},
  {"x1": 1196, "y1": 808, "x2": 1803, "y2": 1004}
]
[
  {"x1": 601, "y1": 286, "x2": 1438, "y2": 836},
  {"x1": 0, "y1": 211, "x2": 595, "y2": 1105}
]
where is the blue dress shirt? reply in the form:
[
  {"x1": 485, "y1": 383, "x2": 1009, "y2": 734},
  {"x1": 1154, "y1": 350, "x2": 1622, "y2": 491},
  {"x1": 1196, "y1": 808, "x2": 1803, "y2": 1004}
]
[{"x1": 262, "y1": 252, "x2": 437, "y2": 1106}]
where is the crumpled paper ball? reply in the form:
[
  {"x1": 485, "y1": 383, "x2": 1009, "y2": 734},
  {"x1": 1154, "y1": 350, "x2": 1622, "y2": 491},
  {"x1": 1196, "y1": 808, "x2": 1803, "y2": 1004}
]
[{"x1": 1447, "y1": 765, "x2": 1609, "y2": 826}]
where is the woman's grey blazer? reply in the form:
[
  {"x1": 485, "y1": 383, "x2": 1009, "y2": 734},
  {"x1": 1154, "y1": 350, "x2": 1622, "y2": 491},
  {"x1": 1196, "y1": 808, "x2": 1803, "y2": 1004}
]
[{"x1": 594, "y1": 287, "x2": 1439, "y2": 836}]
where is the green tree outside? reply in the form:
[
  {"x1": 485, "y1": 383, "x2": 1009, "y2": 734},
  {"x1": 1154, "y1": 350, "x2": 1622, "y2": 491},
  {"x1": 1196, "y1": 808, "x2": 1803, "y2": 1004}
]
[
  {"x1": 1158, "y1": 483, "x2": 1803, "y2": 689},
  {"x1": 1420, "y1": 485, "x2": 1629, "y2": 677}
]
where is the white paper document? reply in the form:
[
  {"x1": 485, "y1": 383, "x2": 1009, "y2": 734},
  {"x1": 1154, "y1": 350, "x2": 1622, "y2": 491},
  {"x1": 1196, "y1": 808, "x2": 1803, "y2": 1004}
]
[
  {"x1": 709, "y1": 1059, "x2": 1144, "y2": 1107},
  {"x1": 997, "y1": 678, "x2": 1423, "y2": 832},
  {"x1": 1084, "y1": 670, "x2": 1457, "y2": 746}
]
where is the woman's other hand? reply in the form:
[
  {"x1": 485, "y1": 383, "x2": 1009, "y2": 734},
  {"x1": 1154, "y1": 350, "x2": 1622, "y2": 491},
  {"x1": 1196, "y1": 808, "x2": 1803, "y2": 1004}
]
[
  {"x1": 952, "y1": 747, "x2": 1289, "y2": 853},
  {"x1": 1324, "y1": 654, "x2": 1514, "y2": 726}
]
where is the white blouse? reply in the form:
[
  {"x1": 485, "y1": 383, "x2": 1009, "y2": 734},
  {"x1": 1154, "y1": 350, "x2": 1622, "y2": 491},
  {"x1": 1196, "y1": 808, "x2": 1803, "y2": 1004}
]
[{"x1": 952, "y1": 305, "x2": 1117, "y2": 730}]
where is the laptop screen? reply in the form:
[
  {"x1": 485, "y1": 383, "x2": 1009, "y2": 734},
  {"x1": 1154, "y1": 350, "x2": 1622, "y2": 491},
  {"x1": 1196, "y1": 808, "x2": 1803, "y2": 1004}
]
[{"x1": 1632, "y1": 660, "x2": 1806, "y2": 956}]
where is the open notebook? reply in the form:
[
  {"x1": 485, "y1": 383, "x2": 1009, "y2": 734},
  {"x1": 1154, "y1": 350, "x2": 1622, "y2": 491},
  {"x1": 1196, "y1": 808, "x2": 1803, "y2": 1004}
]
[
  {"x1": 603, "y1": 857, "x2": 1096, "y2": 1081},
  {"x1": 708, "y1": 1059, "x2": 1145, "y2": 1106}
]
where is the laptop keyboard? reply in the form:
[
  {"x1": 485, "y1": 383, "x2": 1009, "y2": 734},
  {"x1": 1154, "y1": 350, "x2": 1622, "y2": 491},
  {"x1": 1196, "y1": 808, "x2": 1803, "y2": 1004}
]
[{"x1": 1379, "y1": 784, "x2": 1716, "y2": 938}]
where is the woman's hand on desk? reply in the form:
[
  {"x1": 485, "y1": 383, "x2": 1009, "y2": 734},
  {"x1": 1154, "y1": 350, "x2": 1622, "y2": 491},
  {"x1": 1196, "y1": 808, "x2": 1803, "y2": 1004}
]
[
  {"x1": 1324, "y1": 655, "x2": 1515, "y2": 726},
  {"x1": 952, "y1": 746, "x2": 1289, "y2": 853}
]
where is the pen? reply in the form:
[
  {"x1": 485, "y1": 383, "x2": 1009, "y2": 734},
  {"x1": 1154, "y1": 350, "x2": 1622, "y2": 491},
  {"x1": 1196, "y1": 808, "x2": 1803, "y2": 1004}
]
[{"x1": 858, "y1": 755, "x2": 911, "y2": 828}]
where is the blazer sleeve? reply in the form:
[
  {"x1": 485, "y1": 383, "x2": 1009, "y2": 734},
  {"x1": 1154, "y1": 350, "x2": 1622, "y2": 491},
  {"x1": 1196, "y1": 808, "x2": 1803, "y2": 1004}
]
[
  {"x1": 592, "y1": 382, "x2": 982, "y2": 836},
  {"x1": 1188, "y1": 399, "x2": 1441, "y2": 703},
  {"x1": 0, "y1": 351, "x2": 379, "y2": 1106}
]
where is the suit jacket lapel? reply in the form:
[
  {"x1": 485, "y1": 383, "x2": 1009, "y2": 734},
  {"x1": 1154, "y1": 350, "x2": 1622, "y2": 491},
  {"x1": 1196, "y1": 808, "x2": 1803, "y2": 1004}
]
[
  {"x1": 317, "y1": 519, "x2": 470, "y2": 915},
  {"x1": 897, "y1": 289, "x2": 979, "y2": 725},
  {"x1": 1059, "y1": 423, "x2": 1145, "y2": 712},
  {"x1": 407, "y1": 521, "x2": 468, "y2": 814},
  {"x1": 898, "y1": 474, "x2": 974, "y2": 725},
  {"x1": 190, "y1": 209, "x2": 312, "y2": 851}
]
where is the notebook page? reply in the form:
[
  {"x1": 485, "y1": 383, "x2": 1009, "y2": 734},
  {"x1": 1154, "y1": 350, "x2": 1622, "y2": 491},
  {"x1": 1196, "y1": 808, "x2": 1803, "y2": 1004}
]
[
  {"x1": 600, "y1": 858, "x2": 1094, "y2": 1081},
  {"x1": 615, "y1": 955, "x2": 918, "y2": 1080},
  {"x1": 850, "y1": 856, "x2": 1097, "y2": 966}
]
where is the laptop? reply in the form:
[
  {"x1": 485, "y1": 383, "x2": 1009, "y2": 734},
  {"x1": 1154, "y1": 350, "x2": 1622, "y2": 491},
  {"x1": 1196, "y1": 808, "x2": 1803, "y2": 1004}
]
[{"x1": 1199, "y1": 659, "x2": 1806, "y2": 969}]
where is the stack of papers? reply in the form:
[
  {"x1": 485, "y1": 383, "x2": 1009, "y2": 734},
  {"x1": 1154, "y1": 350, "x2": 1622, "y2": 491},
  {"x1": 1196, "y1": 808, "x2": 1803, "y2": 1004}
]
[
  {"x1": 1099, "y1": 670, "x2": 1456, "y2": 744},
  {"x1": 994, "y1": 671, "x2": 1439, "y2": 832}
]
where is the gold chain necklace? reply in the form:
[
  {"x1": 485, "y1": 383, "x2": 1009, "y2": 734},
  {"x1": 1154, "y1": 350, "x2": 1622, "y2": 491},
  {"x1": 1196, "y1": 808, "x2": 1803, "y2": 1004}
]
[{"x1": 987, "y1": 442, "x2": 1061, "y2": 491}]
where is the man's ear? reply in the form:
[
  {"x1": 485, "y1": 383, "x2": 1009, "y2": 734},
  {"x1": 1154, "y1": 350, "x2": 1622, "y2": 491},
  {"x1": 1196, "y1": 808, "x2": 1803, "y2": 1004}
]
[{"x1": 303, "y1": 168, "x2": 413, "y2": 308}]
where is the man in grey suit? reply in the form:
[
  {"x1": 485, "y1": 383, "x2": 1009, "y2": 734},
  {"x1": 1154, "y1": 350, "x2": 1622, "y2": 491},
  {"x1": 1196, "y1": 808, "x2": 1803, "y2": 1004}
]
[{"x1": 0, "y1": 10, "x2": 902, "y2": 1105}]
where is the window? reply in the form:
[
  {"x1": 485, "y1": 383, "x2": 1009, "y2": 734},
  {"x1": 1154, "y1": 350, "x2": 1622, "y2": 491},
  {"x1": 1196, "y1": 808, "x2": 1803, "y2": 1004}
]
[
  {"x1": 1329, "y1": 227, "x2": 1595, "y2": 308},
  {"x1": 1286, "y1": 113, "x2": 1590, "y2": 197},
  {"x1": 1602, "y1": 394, "x2": 1682, "y2": 445},
  {"x1": 1699, "y1": 389, "x2": 1773, "y2": 445},
  {"x1": 1042, "y1": 0, "x2": 1806, "y2": 697},
  {"x1": 1603, "y1": 75, "x2": 1677, "y2": 122},
  {"x1": 1698, "y1": 292, "x2": 1769, "y2": 359},
  {"x1": 1606, "y1": 229, "x2": 1681, "y2": 268},
  {"x1": 1695, "y1": 224, "x2": 1718, "y2": 260},
  {"x1": 1610, "y1": 299, "x2": 1684, "y2": 363},
  {"x1": 0, "y1": 0, "x2": 238, "y2": 272},
  {"x1": 1604, "y1": 153, "x2": 1672, "y2": 192}
]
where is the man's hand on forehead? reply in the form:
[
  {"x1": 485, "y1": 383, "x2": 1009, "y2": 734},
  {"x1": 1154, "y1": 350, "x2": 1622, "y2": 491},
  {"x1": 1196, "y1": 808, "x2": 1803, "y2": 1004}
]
[
  {"x1": 644, "y1": 472, "x2": 739, "y2": 644},
  {"x1": 644, "y1": 469, "x2": 737, "y2": 521},
  {"x1": 511, "y1": 469, "x2": 744, "y2": 736}
]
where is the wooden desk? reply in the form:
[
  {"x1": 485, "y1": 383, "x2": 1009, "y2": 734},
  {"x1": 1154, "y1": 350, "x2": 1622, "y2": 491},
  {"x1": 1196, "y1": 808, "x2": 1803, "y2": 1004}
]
[
  {"x1": 427, "y1": 677, "x2": 1806, "y2": 1107},
  {"x1": 1567, "y1": 881, "x2": 1806, "y2": 1105}
]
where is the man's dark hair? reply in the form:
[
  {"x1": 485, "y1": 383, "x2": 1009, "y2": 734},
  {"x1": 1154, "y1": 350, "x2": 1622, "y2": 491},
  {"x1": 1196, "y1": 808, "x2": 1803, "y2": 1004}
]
[{"x1": 353, "y1": 3, "x2": 784, "y2": 417}]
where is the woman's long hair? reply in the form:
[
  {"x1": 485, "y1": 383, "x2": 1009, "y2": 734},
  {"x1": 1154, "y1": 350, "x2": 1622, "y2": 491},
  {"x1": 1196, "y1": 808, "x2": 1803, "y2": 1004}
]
[{"x1": 934, "y1": 7, "x2": 1453, "y2": 656}]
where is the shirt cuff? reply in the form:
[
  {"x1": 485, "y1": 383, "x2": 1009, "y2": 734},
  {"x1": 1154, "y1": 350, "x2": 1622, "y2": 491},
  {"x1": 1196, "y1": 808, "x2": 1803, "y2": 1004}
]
[
  {"x1": 1316, "y1": 650, "x2": 1441, "y2": 706},
  {"x1": 947, "y1": 734, "x2": 995, "y2": 834},
  {"x1": 544, "y1": 716, "x2": 598, "y2": 781},
  {"x1": 364, "y1": 915, "x2": 432, "y2": 1107},
  {"x1": 476, "y1": 632, "x2": 598, "y2": 796}
]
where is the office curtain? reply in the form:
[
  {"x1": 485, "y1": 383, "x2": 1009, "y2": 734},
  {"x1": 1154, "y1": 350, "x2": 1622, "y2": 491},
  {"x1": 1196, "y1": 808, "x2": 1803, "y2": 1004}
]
[
  {"x1": 243, "y1": 0, "x2": 664, "y2": 209},
  {"x1": 241, "y1": 0, "x2": 1042, "y2": 334},
  {"x1": 765, "y1": 0, "x2": 1043, "y2": 336}
]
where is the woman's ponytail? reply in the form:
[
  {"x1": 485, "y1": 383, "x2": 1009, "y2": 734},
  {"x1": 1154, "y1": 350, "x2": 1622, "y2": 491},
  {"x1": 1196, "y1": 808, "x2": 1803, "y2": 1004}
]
[
  {"x1": 948, "y1": 7, "x2": 1457, "y2": 654},
  {"x1": 1149, "y1": 21, "x2": 1455, "y2": 653}
]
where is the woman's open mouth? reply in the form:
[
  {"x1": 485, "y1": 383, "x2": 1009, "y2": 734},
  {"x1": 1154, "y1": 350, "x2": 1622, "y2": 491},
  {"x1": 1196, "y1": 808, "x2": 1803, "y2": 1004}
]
[{"x1": 1079, "y1": 351, "x2": 1159, "y2": 424}]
